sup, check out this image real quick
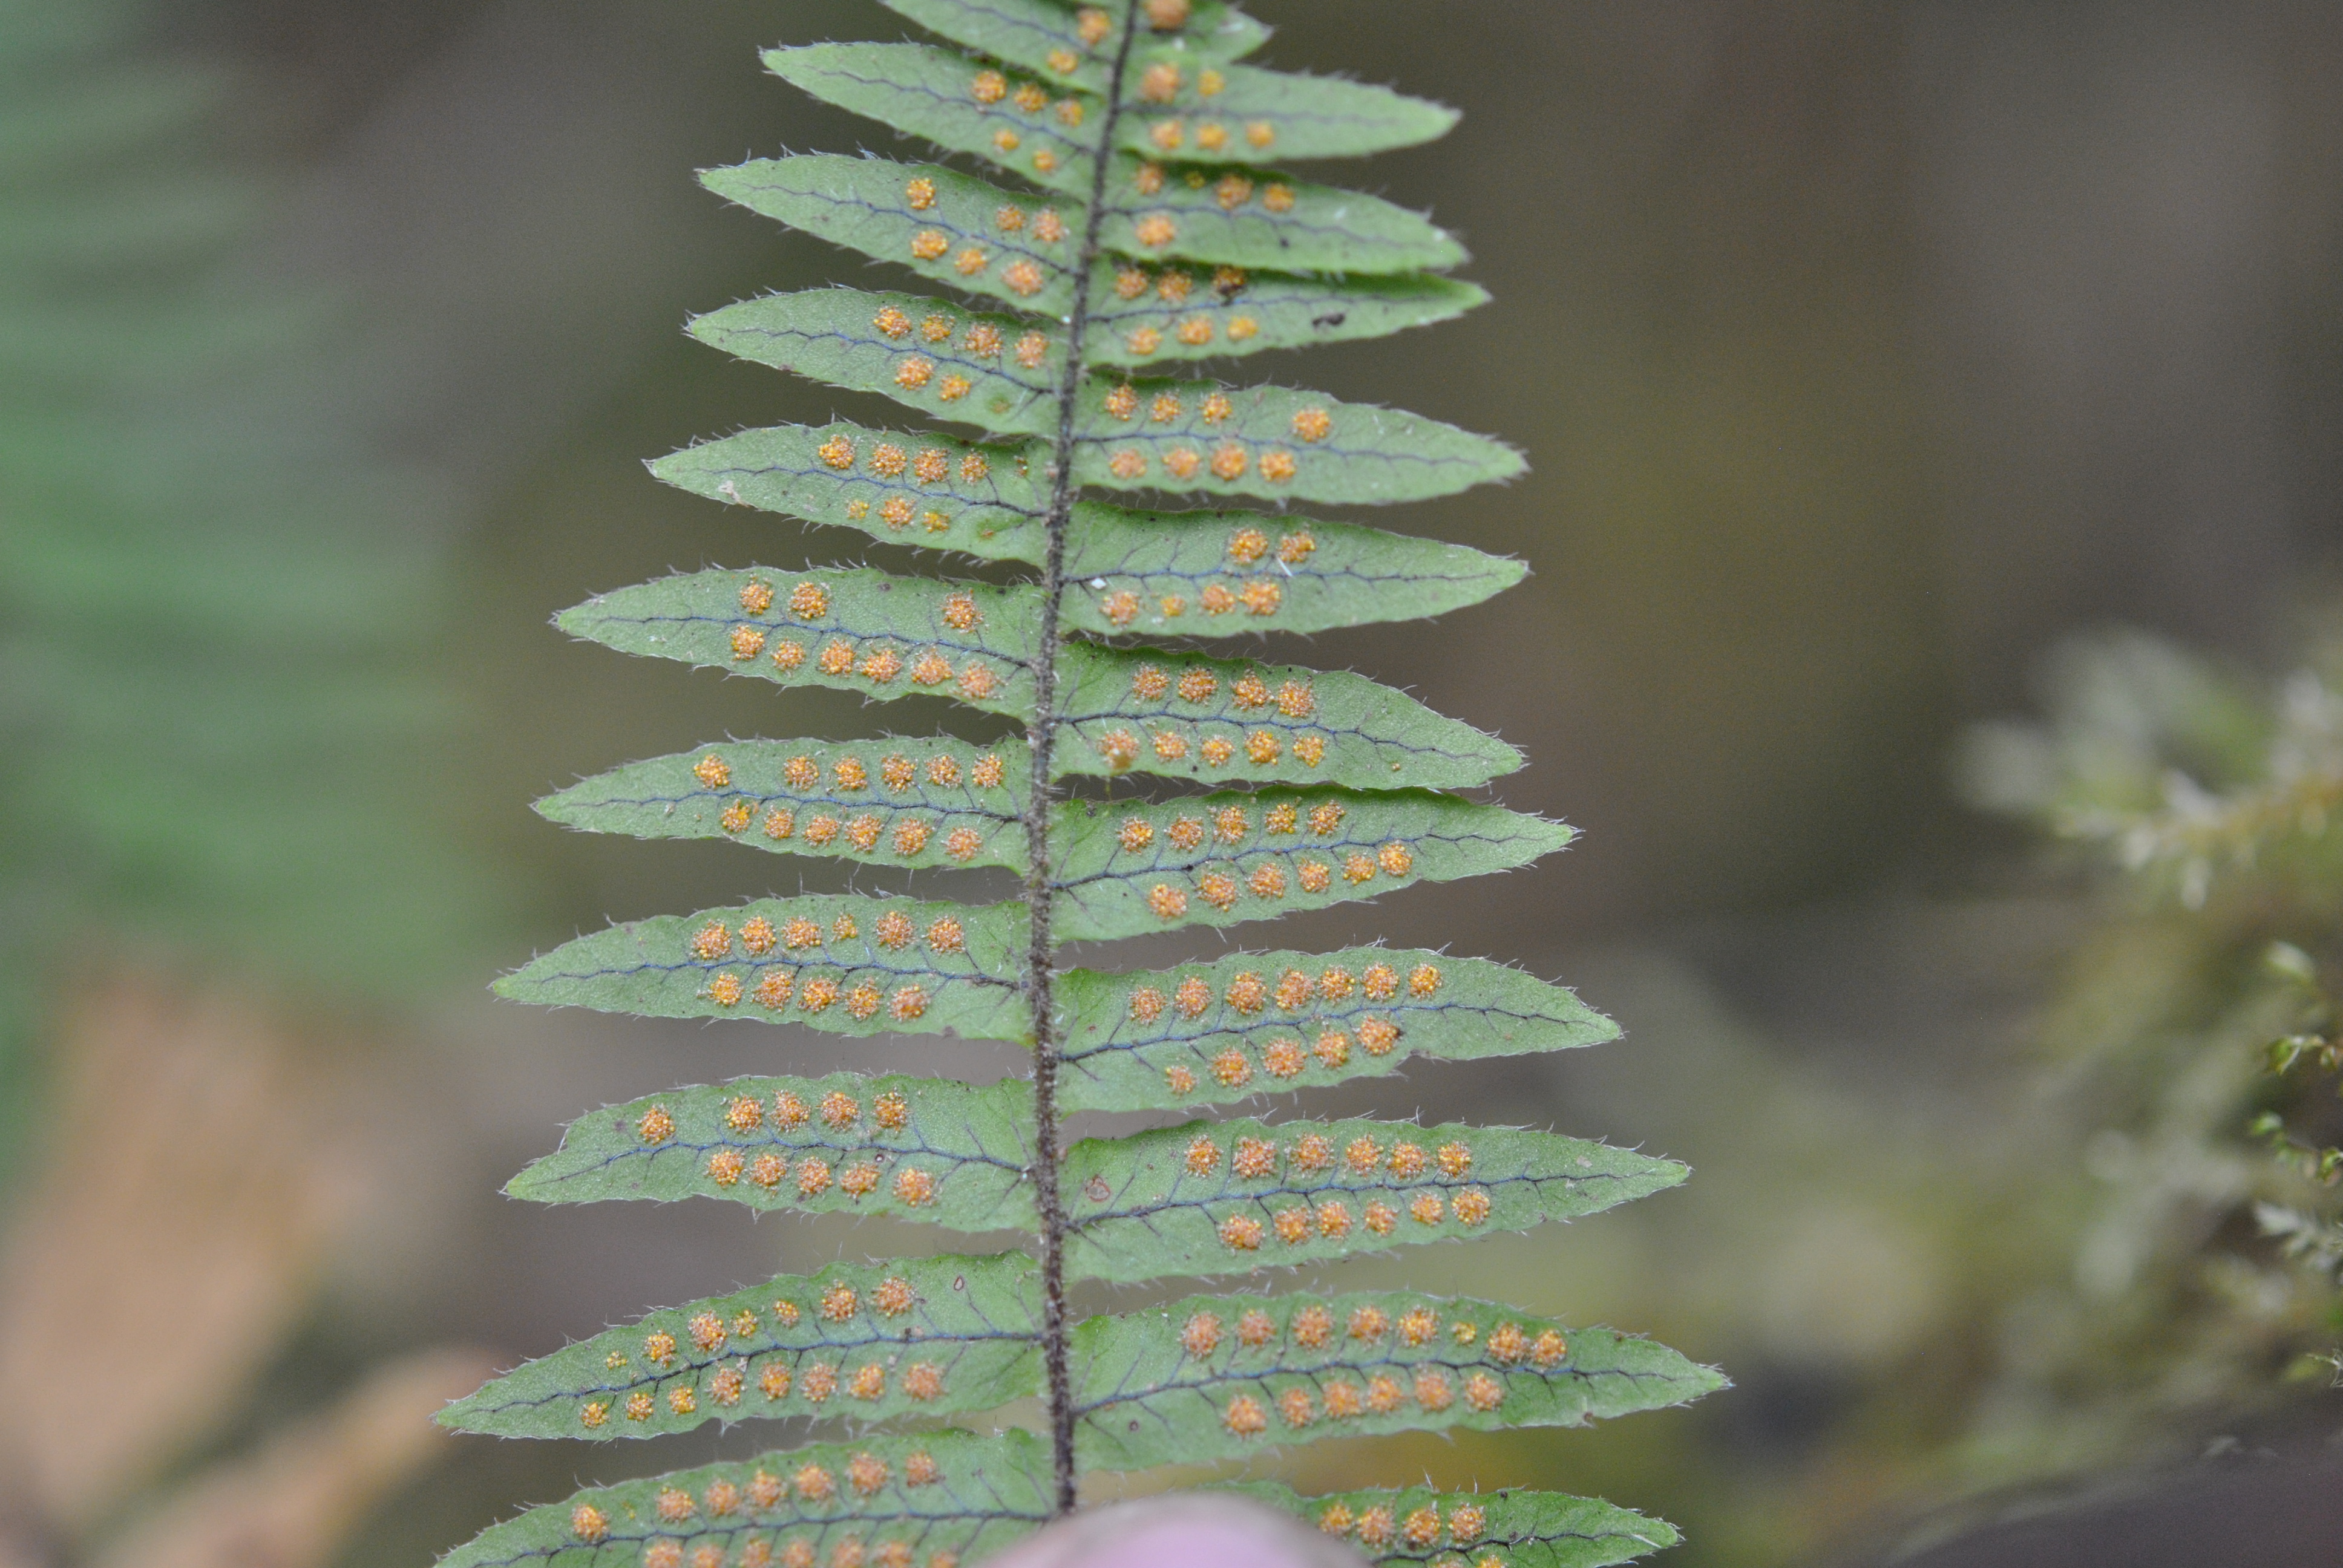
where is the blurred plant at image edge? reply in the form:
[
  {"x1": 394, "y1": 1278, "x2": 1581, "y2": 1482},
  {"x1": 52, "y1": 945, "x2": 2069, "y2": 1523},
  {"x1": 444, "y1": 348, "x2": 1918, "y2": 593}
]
[
  {"x1": 1959, "y1": 605, "x2": 2343, "y2": 1475},
  {"x1": 0, "y1": 4, "x2": 495, "y2": 1564}
]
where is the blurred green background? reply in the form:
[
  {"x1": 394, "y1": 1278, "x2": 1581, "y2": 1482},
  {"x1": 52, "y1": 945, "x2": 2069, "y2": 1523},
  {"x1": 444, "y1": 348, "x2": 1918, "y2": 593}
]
[{"x1": 7, "y1": 2, "x2": 2343, "y2": 1565}]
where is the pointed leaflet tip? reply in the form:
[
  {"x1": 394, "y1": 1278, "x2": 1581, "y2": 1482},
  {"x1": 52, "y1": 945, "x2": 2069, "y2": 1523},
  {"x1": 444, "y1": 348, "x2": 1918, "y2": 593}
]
[{"x1": 441, "y1": 1253, "x2": 1039, "y2": 1439}]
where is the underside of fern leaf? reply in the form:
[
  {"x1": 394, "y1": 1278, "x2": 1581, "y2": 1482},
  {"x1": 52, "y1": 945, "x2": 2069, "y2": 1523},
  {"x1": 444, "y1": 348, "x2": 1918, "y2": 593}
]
[{"x1": 448, "y1": 2, "x2": 1721, "y2": 1563}]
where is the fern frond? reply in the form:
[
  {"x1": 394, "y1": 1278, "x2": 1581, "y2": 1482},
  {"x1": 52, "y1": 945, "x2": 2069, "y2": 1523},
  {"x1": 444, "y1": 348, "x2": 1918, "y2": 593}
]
[{"x1": 453, "y1": 3, "x2": 1715, "y2": 1559}]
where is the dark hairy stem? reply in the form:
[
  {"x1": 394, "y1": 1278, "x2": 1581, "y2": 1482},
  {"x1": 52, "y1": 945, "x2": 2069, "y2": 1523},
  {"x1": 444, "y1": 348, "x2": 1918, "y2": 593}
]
[{"x1": 1021, "y1": 0, "x2": 1142, "y2": 1517}]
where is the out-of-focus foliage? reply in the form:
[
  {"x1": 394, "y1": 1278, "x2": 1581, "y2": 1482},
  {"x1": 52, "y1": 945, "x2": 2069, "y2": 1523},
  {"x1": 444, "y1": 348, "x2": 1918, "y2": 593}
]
[
  {"x1": 0, "y1": 0, "x2": 493, "y2": 1173},
  {"x1": 0, "y1": 4, "x2": 495, "y2": 1563},
  {"x1": 0, "y1": 979, "x2": 490, "y2": 1568},
  {"x1": 1329, "y1": 619, "x2": 2343, "y2": 1567},
  {"x1": 1958, "y1": 612, "x2": 2343, "y2": 1471}
]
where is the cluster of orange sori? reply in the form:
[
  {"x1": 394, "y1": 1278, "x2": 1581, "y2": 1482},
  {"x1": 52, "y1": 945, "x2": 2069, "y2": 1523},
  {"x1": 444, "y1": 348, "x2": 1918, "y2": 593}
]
[
  {"x1": 687, "y1": 912, "x2": 975, "y2": 961},
  {"x1": 637, "y1": 1086, "x2": 911, "y2": 1142},
  {"x1": 1183, "y1": 1129, "x2": 1473, "y2": 1183},
  {"x1": 654, "y1": 1276, "x2": 919, "y2": 1358},
  {"x1": 824, "y1": 422, "x2": 1007, "y2": 532},
  {"x1": 897, "y1": 183, "x2": 1069, "y2": 253},
  {"x1": 888, "y1": 347, "x2": 987, "y2": 402},
  {"x1": 666, "y1": 1092, "x2": 940, "y2": 1203},
  {"x1": 1135, "y1": 838, "x2": 1414, "y2": 920},
  {"x1": 1044, "y1": 0, "x2": 1201, "y2": 63},
  {"x1": 1096, "y1": 390, "x2": 1332, "y2": 451},
  {"x1": 1100, "y1": 261, "x2": 1262, "y2": 356},
  {"x1": 1123, "y1": 663, "x2": 1315, "y2": 717},
  {"x1": 1314, "y1": 1498, "x2": 1493, "y2": 1560},
  {"x1": 1131, "y1": 160, "x2": 1299, "y2": 217},
  {"x1": 577, "y1": 1342, "x2": 946, "y2": 1429},
  {"x1": 1101, "y1": 439, "x2": 1298, "y2": 486},
  {"x1": 631, "y1": 1532, "x2": 958, "y2": 1568},
  {"x1": 1093, "y1": 720, "x2": 1328, "y2": 774},
  {"x1": 1131, "y1": 960, "x2": 1436, "y2": 1026},
  {"x1": 1140, "y1": 113, "x2": 1275, "y2": 156},
  {"x1": 1122, "y1": 312, "x2": 1254, "y2": 356},
  {"x1": 1095, "y1": 548, "x2": 1316, "y2": 626},
  {"x1": 1164, "y1": 1129, "x2": 1495, "y2": 1250},
  {"x1": 1101, "y1": 384, "x2": 1212, "y2": 425},
  {"x1": 1113, "y1": 799, "x2": 1378, "y2": 863},
  {"x1": 692, "y1": 1138, "x2": 945, "y2": 1209},
  {"x1": 582, "y1": 1275, "x2": 931, "y2": 1428},
  {"x1": 752, "y1": 630, "x2": 1005, "y2": 705},
  {"x1": 1109, "y1": 261, "x2": 1248, "y2": 305},
  {"x1": 1097, "y1": 577, "x2": 1277, "y2": 624},
  {"x1": 1133, "y1": 50, "x2": 1228, "y2": 102},
  {"x1": 1175, "y1": 1301, "x2": 1565, "y2": 1367},
  {"x1": 1227, "y1": 523, "x2": 1318, "y2": 566},
  {"x1": 706, "y1": 967, "x2": 942, "y2": 1020},
  {"x1": 1155, "y1": 1019, "x2": 1400, "y2": 1097},
  {"x1": 814, "y1": 436, "x2": 995, "y2": 487},
  {"x1": 963, "y1": 61, "x2": 1093, "y2": 178},
  {"x1": 570, "y1": 1452, "x2": 962, "y2": 1562},
  {"x1": 1216, "y1": 1362, "x2": 1505, "y2": 1436},
  {"x1": 745, "y1": 750, "x2": 1010, "y2": 803},
  {"x1": 1092, "y1": 534, "x2": 1321, "y2": 618},
  {"x1": 681, "y1": 917, "x2": 981, "y2": 1012},
  {"x1": 719, "y1": 800, "x2": 996, "y2": 863},
  {"x1": 633, "y1": 1085, "x2": 936, "y2": 1177}
]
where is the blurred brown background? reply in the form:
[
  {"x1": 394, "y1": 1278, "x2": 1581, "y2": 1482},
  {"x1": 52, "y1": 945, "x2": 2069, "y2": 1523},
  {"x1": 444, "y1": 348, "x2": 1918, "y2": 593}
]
[{"x1": 8, "y1": 2, "x2": 2343, "y2": 1565}]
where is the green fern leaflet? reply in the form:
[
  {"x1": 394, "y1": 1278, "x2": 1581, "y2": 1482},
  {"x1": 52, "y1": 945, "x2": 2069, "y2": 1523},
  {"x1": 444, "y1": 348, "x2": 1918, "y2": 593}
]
[{"x1": 445, "y1": 2, "x2": 1720, "y2": 1561}]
